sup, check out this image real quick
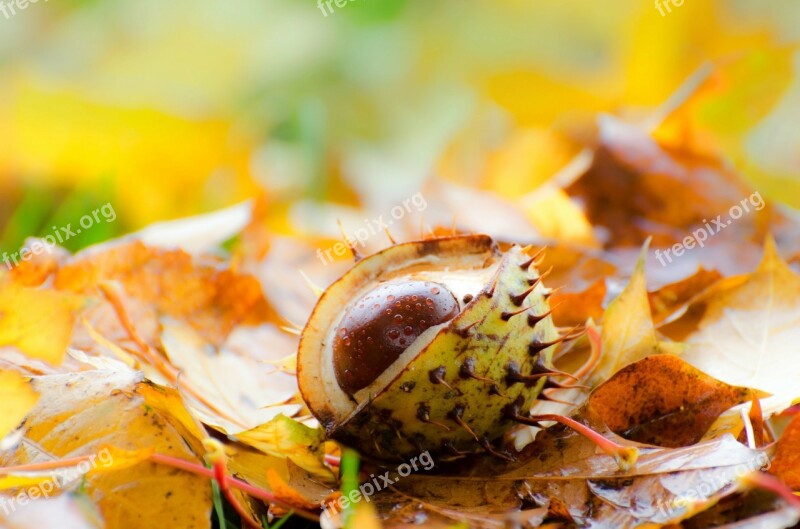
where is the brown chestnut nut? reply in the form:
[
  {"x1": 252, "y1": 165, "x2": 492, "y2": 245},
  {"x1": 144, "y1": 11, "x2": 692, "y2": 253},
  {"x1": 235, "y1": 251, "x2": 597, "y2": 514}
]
[{"x1": 333, "y1": 280, "x2": 459, "y2": 394}]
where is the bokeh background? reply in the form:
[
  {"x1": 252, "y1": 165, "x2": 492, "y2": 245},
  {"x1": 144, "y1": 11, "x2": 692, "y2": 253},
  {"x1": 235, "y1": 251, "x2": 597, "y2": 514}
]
[{"x1": 1, "y1": 0, "x2": 799, "y2": 255}]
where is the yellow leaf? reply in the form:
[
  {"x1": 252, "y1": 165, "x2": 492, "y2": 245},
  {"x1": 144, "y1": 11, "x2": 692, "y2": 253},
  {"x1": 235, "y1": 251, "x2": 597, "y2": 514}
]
[
  {"x1": 484, "y1": 129, "x2": 577, "y2": 196},
  {"x1": 0, "y1": 371, "x2": 212, "y2": 529},
  {"x1": 236, "y1": 415, "x2": 333, "y2": 480},
  {"x1": 590, "y1": 240, "x2": 683, "y2": 386},
  {"x1": 681, "y1": 236, "x2": 800, "y2": 411},
  {"x1": 519, "y1": 187, "x2": 597, "y2": 246},
  {"x1": 347, "y1": 500, "x2": 383, "y2": 529},
  {"x1": 0, "y1": 82, "x2": 258, "y2": 228},
  {"x1": 0, "y1": 281, "x2": 77, "y2": 365},
  {"x1": 0, "y1": 370, "x2": 38, "y2": 440},
  {"x1": 159, "y1": 318, "x2": 300, "y2": 434},
  {"x1": 88, "y1": 446, "x2": 155, "y2": 474},
  {"x1": 655, "y1": 49, "x2": 797, "y2": 207}
]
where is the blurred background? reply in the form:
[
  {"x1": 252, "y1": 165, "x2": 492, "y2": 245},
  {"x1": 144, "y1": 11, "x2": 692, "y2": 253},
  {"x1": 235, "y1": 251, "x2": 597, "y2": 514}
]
[{"x1": 1, "y1": 0, "x2": 799, "y2": 255}]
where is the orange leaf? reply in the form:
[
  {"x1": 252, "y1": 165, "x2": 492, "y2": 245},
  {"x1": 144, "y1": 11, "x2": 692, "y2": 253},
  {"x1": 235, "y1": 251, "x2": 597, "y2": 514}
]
[
  {"x1": 588, "y1": 355, "x2": 766, "y2": 447},
  {"x1": 771, "y1": 413, "x2": 800, "y2": 489},
  {"x1": 54, "y1": 241, "x2": 278, "y2": 345}
]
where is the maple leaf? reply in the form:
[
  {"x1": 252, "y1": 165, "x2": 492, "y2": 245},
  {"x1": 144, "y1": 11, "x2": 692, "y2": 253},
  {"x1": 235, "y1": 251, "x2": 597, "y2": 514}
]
[
  {"x1": 54, "y1": 241, "x2": 278, "y2": 347},
  {"x1": 676, "y1": 237, "x2": 800, "y2": 412}
]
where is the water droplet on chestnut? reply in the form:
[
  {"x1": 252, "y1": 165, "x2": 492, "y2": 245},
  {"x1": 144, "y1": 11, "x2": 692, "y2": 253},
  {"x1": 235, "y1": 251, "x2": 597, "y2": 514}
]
[{"x1": 333, "y1": 280, "x2": 459, "y2": 394}]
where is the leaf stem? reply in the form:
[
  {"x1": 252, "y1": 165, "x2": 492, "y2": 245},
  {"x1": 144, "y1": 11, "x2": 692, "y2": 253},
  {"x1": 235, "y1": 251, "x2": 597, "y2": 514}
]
[
  {"x1": 0, "y1": 455, "x2": 94, "y2": 474},
  {"x1": 149, "y1": 452, "x2": 320, "y2": 523}
]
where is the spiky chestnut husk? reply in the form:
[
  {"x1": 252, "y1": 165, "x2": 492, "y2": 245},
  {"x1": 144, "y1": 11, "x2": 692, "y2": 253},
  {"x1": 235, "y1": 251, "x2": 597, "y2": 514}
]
[{"x1": 298, "y1": 235, "x2": 565, "y2": 461}]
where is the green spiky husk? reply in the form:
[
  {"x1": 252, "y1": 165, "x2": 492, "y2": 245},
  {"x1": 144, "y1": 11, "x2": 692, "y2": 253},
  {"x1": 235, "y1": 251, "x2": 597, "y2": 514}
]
[{"x1": 298, "y1": 236, "x2": 560, "y2": 461}]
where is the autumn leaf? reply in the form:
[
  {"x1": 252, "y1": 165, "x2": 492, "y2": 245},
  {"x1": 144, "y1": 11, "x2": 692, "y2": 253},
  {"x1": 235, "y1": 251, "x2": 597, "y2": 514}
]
[
  {"x1": 655, "y1": 49, "x2": 798, "y2": 208},
  {"x1": 587, "y1": 355, "x2": 766, "y2": 447},
  {"x1": 550, "y1": 278, "x2": 606, "y2": 328},
  {"x1": 236, "y1": 415, "x2": 333, "y2": 480},
  {"x1": 160, "y1": 318, "x2": 300, "y2": 434},
  {"x1": 265, "y1": 468, "x2": 322, "y2": 511},
  {"x1": 377, "y1": 432, "x2": 767, "y2": 528},
  {"x1": 678, "y1": 237, "x2": 800, "y2": 411},
  {"x1": 588, "y1": 241, "x2": 683, "y2": 386},
  {"x1": 566, "y1": 115, "x2": 758, "y2": 249},
  {"x1": 0, "y1": 280, "x2": 78, "y2": 365},
  {"x1": 0, "y1": 370, "x2": 39, "y2": 440},
  {"x1": 770, "y1": 413, "x2": 800, "y2": 490},
  {"x1": 648, "y1": 267, "x2": 722, "y2": 325},
  {"x1": 54, "y1": 241, "x2": 278, "y2": 346},
  {"x1": 0, "y1": 371, "x2": 213, "y2": 529}
]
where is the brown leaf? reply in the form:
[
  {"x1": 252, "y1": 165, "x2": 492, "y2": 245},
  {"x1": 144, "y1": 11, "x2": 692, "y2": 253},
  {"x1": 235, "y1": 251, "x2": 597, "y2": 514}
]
[
  {"x1": 551, "y1": 278, "x2": 606, "y2": 328},
  {"x1": 54, "y1": 241, "x2": 278, "y2": 346},
  {"x1": 587, "y1": 355, "x2": 766, "y2": 447},
  {"x1": 378, "y1": 432, "x2": 768, "y2": 528},
  {"x1": 648, "y1": 267, "x2": 722, "y2": 325},
  {"x1": 770, "y1": 413, "x2": 800, "y2": 490},
  {"x1": 566, "y1": 115, "x2": 760, "y2": 250}
]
